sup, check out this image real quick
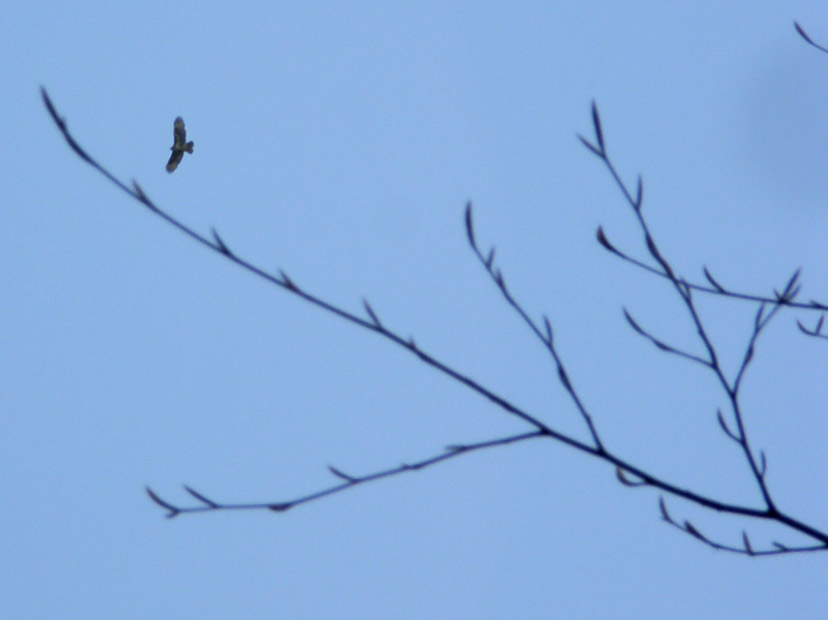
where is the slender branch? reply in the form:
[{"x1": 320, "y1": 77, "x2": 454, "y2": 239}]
[
  {"x1": 622, "y1": 307, "x2": 711, "y2": 367},
  {"x1": 594, "y1": 228, "x2": 826, "y2": 311},
  {"x1": 659, "y1": 496, "x2": 824, "y2": 556},
  {"x1": 147, "y1": 431, "x2": 546, "y2": 517},
  {"x1": 465, "y1": 205, "x2": 604, "y2": 451}
]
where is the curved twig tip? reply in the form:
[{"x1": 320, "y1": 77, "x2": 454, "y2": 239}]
[
  {"x1": 596, "y1": 226, "x2": 612, "y2": 250},
  {"x1": 464, "y1": 202, "x2": 476, "y2": 248},
  {"x1": 145, "y1": 486, "x2": 179, "y2": 517}
]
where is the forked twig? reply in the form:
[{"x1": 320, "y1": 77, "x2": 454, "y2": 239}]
[{"x1": 578, "y1": 100, "x2": 825, "y2": 551}]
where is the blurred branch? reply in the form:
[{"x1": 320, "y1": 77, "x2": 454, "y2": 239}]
[{"x1": 43, "y1": 84, "x2": 828, "y2": 554}]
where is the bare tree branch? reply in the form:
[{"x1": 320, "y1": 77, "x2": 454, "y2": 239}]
[
  {"x1": 577, "y1": 100, "x2": 827, "y2": 550},
  {"x1": 596, "y1": 225, "x2": 828, "y2": 310},
  {"x1": 147, "y1": 431, "x2": 546, "y2": 517},
  {"x1": 622, "y1": 307, "x2": 710, "y2": 367},
  {"x1": 464, "y1": 204, "x2": 604, "y2": 451},
  {"x1": 42, "y1": 83, "x2": 828, "y2": 554},
  {"x1": 658, "y1": 496, "x2": 825, "y2": 556},
  {"x1": 581, "y1": 105, "x2": 802, "y2": 515}
]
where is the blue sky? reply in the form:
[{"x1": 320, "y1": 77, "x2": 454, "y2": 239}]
[{"x1": 5, "y1": 2, "x2": 828, "y2": 618}]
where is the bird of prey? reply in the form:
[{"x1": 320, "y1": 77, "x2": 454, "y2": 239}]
[{"x1": 166, "y1": 116, "x2": 194, "y2": 172}]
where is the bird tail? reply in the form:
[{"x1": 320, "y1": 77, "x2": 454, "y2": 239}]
[{"x1": 185, "y1": 141, "x2": 194, "y2": 154}]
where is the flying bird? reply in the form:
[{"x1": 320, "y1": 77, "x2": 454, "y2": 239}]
[{"x1": 166, "y1": 116, "x2": 194, "y2": 172}]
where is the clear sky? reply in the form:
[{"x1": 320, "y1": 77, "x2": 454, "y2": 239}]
[{"x1": 5, "y1": 2, "x2": 828, "y2": 618}]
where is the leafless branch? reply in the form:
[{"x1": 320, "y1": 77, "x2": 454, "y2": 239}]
[
  {"x1": 43, "y1": 85, "x2": 828, "y2": 554},
  {"x1": 146, "y1": 431, "x2": 546, "y2": 517},
  {"x1": 464, "y1": 204, "x2": 604, "y2": 451},
  {"x1": 578, "y1": 100, "x2": 827, "y2": 551},
  {"x1": 593, "y1": 225, "x2": 826, "y2": 312},
  {"x1": 658, "y1": 496, "x2": 824, "y2": 556}
]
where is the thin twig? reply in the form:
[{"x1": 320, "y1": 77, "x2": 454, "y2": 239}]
[
  {"x1": 465, "y1": 204, "x2": 604, "y2": 451},
  {"x1": 147, "y1": 431, "x2": 546, "y2": 516}
]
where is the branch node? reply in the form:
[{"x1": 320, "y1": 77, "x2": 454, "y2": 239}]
[
  {"x1": 774, "y1": 268, "x2": 801, "y2": 304},
  {"x1": 557, "y1": 365, "x2": 572, "y2": 392},
  {"x1": 543, "y1": 314, "x2": 554, "y2": 344},
  {"x1": 684, "y1": 520, "x2": 707, "y2": 542},
  {"x1": 743, "y1": 531, "x2": 754, "y2": 556},
  {"x1": 279, "y1": 270, "x2": 296, "y2": 291},
  {"x1": 184, "y1": 485, "x2": 219, "y2": 508},
  {"x1": 212, "y1": 227, "x2": 231, "y2": 256},
  {"x1": 702, "y1": 266, "x2": 726, "y2": 293},
  {"x1": 658, "y1": 496, "x2": 672, "y2": 523},
  {"x1": 716, "y1": 409, "x2": 741, "y2": 442},
  {"x1": 363, "y1": 298, "x2": 381, "y2": 327},
  {"x1": 328, "y1": 465, "x2": 357, "y2": 483},
  {"x1": 131, "y1": 180, "x2": 154, "y2": 209}
]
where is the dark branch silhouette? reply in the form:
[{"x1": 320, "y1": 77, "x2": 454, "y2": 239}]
[
  {"x1": 40, "y1": 21, "x2": 828, "y2": 555},
  {"x1": 146, "y1": 431, "x2": 546, "y2": 517}
]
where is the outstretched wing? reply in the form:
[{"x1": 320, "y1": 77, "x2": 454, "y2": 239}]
[
  {"x1": 166, "y1": 149, "x2": 185, "y2": 172},
  {"x1": 172, "y1": 117, "x2": 187, "y2": 149}
]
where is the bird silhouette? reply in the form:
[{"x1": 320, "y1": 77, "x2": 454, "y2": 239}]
[{"x1": 166, "y1": 116, "x2": 194, "y2": 172}]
